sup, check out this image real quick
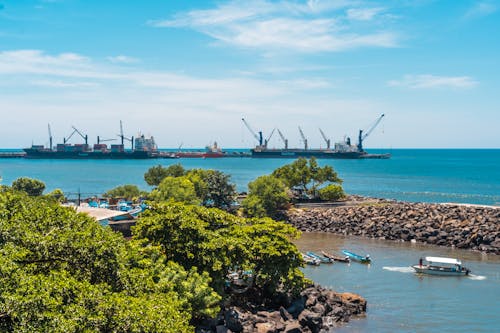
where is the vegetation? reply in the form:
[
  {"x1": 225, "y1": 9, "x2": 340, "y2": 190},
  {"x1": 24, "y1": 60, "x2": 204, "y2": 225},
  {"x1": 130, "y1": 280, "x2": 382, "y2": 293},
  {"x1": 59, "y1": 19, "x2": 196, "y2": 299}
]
[
  {"x1": 318, "y1": 184, "x2": 345, "y2": 201},
  {"x1": 144, "y1": 164, "x2": 185, "y2": 186},
  {"x1": 0, "y1": 189, "x2": 220, "y2": 332},
  {"x1": 272, "y1": 157, "x2": 343, "y2": 199},
  {"x1": 186, "y1": 169, "x2": 236, "y2": 210},
  {"x1": 47, "y1": 188, "x2": 65, "y2": 202},
  {"x1": 241, "y1": 175, "x2": 290, "y2": 218},
  {"x1": 103, "y1": 184, "x2": 145, "y2": 200},
  {"x1": 11, "y1": 177, "x2": 45, "y2": 196},
  {"x1": 150, "y1": 176, "x2": 200, "y2": 205}
]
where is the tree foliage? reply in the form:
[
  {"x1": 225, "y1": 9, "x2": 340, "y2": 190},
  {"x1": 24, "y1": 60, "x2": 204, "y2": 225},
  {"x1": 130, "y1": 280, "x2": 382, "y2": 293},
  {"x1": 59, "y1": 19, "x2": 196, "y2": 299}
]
[
  {"x1": 0, "y1": 189, "x2": 220, "y2": 332},
  {"x1": 103, "y1": 184, "x2": 145, "y2": 200},
  {"x1": 144, "y1": 164, "x2": 185, "y2": 186},
  {"x1": 272, "y1": 157, "x2": 343, "y2": 198},
  {"x1": 318, "y1": 184, "x2": 345, "y2": 201},
  {"x1": 46, "y1": 188, "x2": 65, "y2": 202},
  {"x1": 241, "y1": 175, "x2": 290, "y2": 218},
  {"x1": 186, "y1": 169, "x2": 236, "y2": 210},
  {"x1": 11, "y1": 177, "x2": 45, "y2": 196},
  {"x1": 150, "y1": 176, "x2": 200, "y2": 205},
  {"x1": 133, "y1": 202, "x2": 306, "y2": 296}
]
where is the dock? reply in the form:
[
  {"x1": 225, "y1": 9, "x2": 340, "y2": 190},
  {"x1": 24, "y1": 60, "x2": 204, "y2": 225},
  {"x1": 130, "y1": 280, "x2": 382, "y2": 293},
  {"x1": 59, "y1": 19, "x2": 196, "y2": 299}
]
[{"x1": 0, "y1": 151, "x2": 26, "y2": 158}]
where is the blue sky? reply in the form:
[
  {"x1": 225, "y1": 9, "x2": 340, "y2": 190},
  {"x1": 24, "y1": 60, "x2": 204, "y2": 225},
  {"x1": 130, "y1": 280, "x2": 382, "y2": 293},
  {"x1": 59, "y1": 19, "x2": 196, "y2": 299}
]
[{"x1": 0, "y1": 0, "x2": 499, "y2": 148}]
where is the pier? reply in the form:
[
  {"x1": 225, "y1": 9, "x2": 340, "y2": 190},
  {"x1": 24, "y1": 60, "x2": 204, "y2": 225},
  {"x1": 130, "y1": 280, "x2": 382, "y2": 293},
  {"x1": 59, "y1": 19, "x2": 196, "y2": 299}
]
[{"x1": 0, "y1": 151, "x2": 26, "y2": 158}]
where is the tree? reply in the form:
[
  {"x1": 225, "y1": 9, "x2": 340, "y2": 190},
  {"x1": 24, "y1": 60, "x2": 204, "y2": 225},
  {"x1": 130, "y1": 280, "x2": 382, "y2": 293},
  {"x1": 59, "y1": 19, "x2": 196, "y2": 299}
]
[
  {"x1": 318, "y1": 184, "x2": 345, "y2": 201},
  {"x1": 272, "y1": 157, "x2": 342, "y2": 199},
  {"x1": 47, "y1": 188, "x2": 65, "y2": 202},
  {"x1": 11, "y1": 177, "x2": 46, "y2": 196},
  {"x1": 186, "y1": 169, "x2": 236, "y2": 210},
  {"x1": 133, "y1": 202, "x2": 307, "y2": 297},
  {"x1": 241, "y1": 175, "x2": 290, "y2": 218},
  {"x1": 0, "y1": 189, "x2": 220, "y2": 332},
  {"x1": 144, "y1": 164, "x2": 185, "y2": 186},
  {"x1": 103, "y1": 184, "x2": 145, "y2": 200},
  {"x1": 150, "y1": 176, "x2": 200, "y2": 205}
]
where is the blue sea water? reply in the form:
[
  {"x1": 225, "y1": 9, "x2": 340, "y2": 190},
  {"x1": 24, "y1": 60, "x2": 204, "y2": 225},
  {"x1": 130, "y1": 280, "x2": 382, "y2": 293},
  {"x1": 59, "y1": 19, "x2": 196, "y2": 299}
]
[{"x1": 0, "y1": 149, "x2": 499, "y2": 205}]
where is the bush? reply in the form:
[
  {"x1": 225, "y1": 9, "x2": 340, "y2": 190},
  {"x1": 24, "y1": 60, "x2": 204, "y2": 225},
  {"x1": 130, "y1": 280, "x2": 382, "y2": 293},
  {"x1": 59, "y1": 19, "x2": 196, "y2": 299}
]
[{"x1": 318, "y1": 184, "x2": 345, "y2": 201}]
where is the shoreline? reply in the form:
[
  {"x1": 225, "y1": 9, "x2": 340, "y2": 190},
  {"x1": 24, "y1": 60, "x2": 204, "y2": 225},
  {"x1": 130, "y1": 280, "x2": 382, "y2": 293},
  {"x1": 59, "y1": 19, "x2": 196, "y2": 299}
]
[{"x1": 284, "y1": 196, "x2": 500, "y2": 255}]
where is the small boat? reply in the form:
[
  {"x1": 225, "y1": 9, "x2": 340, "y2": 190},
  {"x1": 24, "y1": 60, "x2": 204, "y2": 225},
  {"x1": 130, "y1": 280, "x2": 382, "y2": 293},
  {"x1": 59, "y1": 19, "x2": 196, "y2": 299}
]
[
  {"x1": 412, "y1": 256, "x2": 470, "y2": 276},
  {"x1": 306, "y1": 251, "x2": 333, "y2": 264},
  {"x1": 342, "y1": 250, "x2": 371, "y2": 263},
  {"x1": 302, "y1": 253, "x2": 321, "y2": 266},
  {"x1": 321, "y1": 250, "x2": 350, "y2": 263}
]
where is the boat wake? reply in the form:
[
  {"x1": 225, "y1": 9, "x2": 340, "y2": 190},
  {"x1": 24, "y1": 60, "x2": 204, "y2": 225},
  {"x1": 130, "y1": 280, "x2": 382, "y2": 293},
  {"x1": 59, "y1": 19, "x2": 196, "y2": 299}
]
[
  {"x1": 467, "y1": 274, "x2": 487, "y2": 280},
  {"x1": 383, "y1": 266, "x2": 414, "y2": 273}
]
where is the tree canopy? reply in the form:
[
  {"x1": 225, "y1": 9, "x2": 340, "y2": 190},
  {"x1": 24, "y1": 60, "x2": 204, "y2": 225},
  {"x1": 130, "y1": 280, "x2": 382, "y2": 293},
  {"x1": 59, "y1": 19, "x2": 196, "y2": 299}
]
[
  {"x1": 103, "y1": 184, "x2": 145, "y2": 200},
  {"x1": 144, "y1": 164, "x2": 185, "y2": 186},
  {"x1": 11, "y1": 177, "x2": 45, "y2": 196},
  {"x1": 0, "y1": 189, "x2": 220, "y2": 332},
  {"x1": 241, "y1": 175, "x2": 290, "y2": 218}
]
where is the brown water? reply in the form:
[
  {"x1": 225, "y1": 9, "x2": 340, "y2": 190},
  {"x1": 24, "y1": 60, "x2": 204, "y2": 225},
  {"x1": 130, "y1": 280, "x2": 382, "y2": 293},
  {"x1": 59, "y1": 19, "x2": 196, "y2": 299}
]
[{"x1": 294, "y1": 232, "x2": 500, "y2": 333}]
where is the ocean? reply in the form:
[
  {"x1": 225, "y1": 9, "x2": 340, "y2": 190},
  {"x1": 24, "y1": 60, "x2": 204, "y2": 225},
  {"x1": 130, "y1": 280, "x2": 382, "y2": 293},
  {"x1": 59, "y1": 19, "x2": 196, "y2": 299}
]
[
  {"x1": 1, "y1": 149, "x2": 499, "y2": 205},
  {"x1": 0, "y1": 148, "x2": 499, "y2": 332}
]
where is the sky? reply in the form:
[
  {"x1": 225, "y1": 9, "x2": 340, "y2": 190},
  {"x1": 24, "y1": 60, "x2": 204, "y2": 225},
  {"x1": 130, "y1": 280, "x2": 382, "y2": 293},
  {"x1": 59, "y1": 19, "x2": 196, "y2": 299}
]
[{"x1": 0, "y1": 0, "x2": 499, "y2": 149}]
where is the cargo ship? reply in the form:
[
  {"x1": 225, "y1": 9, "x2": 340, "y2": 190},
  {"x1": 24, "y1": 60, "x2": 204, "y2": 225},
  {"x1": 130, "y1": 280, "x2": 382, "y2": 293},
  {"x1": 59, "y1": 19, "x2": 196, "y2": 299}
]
[
  {"x1": 23, "y1": 123, "x2": 162, "y2": 159},
  {"x1": 242, "y1": 115, "x2": 390, "y2": 159}
]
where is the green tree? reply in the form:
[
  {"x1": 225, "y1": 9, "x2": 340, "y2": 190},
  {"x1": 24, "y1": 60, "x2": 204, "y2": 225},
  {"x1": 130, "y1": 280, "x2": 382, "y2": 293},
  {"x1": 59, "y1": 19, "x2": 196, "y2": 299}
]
[
  {"x1": 241, "y1": 175, "x2": 289, "y2": 218},
  {"x1": 186, "y1": 169, "x2": 236, "y2": 210},
  {"x1": 0, "y1": 189, "x2": 220, "y2": 332},
  {"x1": 144, "y1": 164, "x2": 185, "y2": 186},
  {"x1": 103, "y1": 184, "x2": 145, "y2": 200},
  {"x1": 318, "y1": 184, "x2": 345, "y2": 201},
  {"x1": 11, "y1": 177, "x2": 46, "y2": 196},
  {"x1": 150, "y1": 176, "x2": 200, "y2": 205},
  {"x1": 47, "y1": 188, "x2": 65, "y2": 202},
  {"x1": 272, "y1": 157, "x2": 342, "y2": 198}
]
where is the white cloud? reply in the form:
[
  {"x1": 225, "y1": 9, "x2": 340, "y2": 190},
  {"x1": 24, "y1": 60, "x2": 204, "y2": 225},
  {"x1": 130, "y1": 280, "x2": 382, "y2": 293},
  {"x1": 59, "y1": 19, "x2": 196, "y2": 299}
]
[
  {"x1": 464, "y1": 2, "x2": 497, "y2": 19},
  {"x1": 346, "y1": 7, "x2": 384, "y2": 21},
  {"x1": 107, "y1": 55, "x2": 139, "y2": 64},
  {"x1": 388, "y1": 74, "x2": 479, "y2": 89},
  {"x1": 150, "y1": 0, "x2": 398, "y2": 52}
]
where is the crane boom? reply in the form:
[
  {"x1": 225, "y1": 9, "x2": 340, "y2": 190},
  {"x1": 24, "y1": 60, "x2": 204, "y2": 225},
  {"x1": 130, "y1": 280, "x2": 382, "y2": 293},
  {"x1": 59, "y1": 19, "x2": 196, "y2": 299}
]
[
  {"x1": 277, "y1": 129, "x2": 288, "y2": 149},
  {"x1": 118, "y1": 120, "x2": 134, "y2": 150},
  {"x1": 241, "y1": 118, "x2": 263, "y2": 146},
  {"x1": 71, "y1": 126, "x2": 88, "y2": 145},
  {"x1": 298, "y1": 126, "x2": 308, "y2": 150},
  {"x1": 357, "y1": 114, "x2": 385, "y2": 152},
  {"x1": 318, "y1": 128, "x2": 331, "y2": 149},
  {"x1": 47, "y1": 124, "x2": 53, "y2": 150}
]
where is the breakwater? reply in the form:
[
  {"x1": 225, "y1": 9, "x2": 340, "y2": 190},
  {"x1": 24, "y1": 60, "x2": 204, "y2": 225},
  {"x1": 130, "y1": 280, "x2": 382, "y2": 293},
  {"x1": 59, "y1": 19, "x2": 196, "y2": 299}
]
[{"x1": 285, "y1": 199, "x2": 500, "y2": 254}]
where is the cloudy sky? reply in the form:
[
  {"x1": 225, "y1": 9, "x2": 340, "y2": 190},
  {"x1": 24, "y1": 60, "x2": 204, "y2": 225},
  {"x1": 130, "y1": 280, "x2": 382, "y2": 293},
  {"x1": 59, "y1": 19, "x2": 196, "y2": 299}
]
[{"x1": 0, "y1": 0, "x2": 498, "y2": 149}]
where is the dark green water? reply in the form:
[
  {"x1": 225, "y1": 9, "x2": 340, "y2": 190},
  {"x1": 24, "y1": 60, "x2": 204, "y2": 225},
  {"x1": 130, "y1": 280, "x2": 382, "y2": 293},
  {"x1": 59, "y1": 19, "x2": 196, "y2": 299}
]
[{"x1": 296, "y1": 233, "x2": 499, "y2": 333}]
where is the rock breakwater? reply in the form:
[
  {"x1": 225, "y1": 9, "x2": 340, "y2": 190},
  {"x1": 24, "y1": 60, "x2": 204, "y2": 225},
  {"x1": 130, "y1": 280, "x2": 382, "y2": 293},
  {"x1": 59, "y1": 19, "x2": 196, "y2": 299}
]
[
  {"x1": 285, "y1": 201, "x2": 500, "y2": 254},
  {"x1": 197, "y1": 285, "x2": 366, "y2": 333}
]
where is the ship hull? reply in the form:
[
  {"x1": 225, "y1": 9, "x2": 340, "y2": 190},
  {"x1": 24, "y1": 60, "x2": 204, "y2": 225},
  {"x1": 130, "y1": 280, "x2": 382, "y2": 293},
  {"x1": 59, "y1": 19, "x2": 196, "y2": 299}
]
[
  {"x1": 250, "y1": 149, "x2": 389, "y2": 159},
  {"x1": 23, "y1": 149, "x2": 153, "y2": 159}
]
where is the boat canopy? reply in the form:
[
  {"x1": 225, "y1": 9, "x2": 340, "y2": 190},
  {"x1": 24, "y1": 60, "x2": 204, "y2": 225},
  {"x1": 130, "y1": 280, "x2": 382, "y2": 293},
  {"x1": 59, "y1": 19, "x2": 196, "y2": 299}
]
[{"x1": 425, "y1": 256, "x2": 461, "y2": 265}]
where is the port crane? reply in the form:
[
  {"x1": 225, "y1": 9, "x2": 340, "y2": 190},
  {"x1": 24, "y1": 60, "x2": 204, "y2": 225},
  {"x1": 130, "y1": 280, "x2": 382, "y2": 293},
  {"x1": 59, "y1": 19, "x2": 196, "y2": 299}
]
[
  {"x1": 242, "y1": 118, "x2": 269, "y2": 148},
  {"x1": 277, "y1": 129, "x2": 288, "y2": 149},
  {"x1": 118, "y1": 120, "x2": 134, "y2": 150},
  {"x1": 298, "y1": 126, "x2": 308, "y2": 150},
  {"x1": 357, "y1": 114, "x2": 385, "y2": 152},
  {"x1": 319, "y1": 128, "x2": 331, "y2": 150}
]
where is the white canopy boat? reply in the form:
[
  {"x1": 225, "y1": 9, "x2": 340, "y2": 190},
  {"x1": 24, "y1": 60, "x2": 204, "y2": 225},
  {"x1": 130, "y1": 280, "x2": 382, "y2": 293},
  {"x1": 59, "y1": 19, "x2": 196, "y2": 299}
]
[{"x1": 412, "y1": 256, "x2": 470, "y2": 276}]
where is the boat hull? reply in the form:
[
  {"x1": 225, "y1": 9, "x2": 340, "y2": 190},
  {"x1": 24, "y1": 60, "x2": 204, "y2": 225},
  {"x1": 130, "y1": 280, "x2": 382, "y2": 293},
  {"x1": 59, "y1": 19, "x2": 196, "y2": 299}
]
[
  {"x1": 412, "y1": 265, "x2": 469, "y2": 276},
  {"x1": 250, "y1": 149, "x2": 390, "y2": 159},
  {"x1": 23, "y1": 149, "x2": 153, "y2": 159},
  {"x1": 342, "y1": 250, "x2": 371, "y2": 263}
]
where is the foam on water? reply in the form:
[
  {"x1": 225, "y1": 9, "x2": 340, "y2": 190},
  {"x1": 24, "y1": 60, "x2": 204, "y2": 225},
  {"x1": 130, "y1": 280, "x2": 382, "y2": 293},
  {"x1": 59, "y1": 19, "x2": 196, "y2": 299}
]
[
  {"x1": 382, "y1": 266, "x2": 415, "y2": 273},
  {"x1": 467, "y1": 274, "x2": 487, "y2": 281}
]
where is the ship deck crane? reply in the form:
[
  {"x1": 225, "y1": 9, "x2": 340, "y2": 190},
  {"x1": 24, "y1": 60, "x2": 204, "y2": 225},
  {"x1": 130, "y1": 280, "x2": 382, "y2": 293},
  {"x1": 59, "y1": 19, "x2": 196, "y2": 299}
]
[
  {"x1": 357, "y1": 114, "x2": 385, "y2": 152},
  {"x1": 277, "y1": 129, "x2": 288, "y2": 149},
  {"x1": 319, "y1": 128, "x2": 331, "y2": 150},
  {"x1": 118, "y1": 120, "x2": 134, "y2": 150},
  {"x1": 298, "y1": 126, "x2": 308, "y2": 150},
  {"x1": 47, "y1": 124, "x2": 53, "y2": 150},
  {"x1": 97, "y1": 136, "x2": 116, "y2": 144},
  {"x1": 71, "y1": 126, "x2": 88, "y2": 145},
  {"x1": 241, "y1": 118, "x2": 264, "y2": 147}
]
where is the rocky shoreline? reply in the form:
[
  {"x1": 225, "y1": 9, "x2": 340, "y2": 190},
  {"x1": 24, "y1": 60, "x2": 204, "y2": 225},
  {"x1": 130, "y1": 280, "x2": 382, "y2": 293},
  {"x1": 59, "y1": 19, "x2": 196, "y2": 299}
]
[
  {"x1": 197, "y1": 285, "x2": 366, "y2": 333},
  {"x1": 285, "y1": 197, "x2": 500, "y2": 254}
]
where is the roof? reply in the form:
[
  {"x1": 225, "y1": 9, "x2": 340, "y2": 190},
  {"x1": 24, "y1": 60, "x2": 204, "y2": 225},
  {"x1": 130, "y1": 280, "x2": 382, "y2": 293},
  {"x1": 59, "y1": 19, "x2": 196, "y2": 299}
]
[
  {"x1": 76, "y1": 206, "x2": 129, "y2": 221},
  {"x1": 425, "y1": 256, "x2": 461, "y2": 265}
]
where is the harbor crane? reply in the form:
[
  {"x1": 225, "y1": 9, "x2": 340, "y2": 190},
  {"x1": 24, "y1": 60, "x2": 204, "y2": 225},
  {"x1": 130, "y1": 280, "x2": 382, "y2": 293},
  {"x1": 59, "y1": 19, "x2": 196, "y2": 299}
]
[
  {"x1": 298, "y1": 126, "x2": 308, "y2": 150},
  {"x1": 277, "y1": 129, "x2": 288, "y2": 149},
  {"x1": 242, "y1": 118, "x2": 265, "y2": 148},
  {"x1": 47, "y1": 124, "x2": 53, "y2": 150},
  {"x1": 319, "y1": 128, "x2": 331, "y2": 150},
  {"x1": 118, "y1": 120, "x2": 134, "y2": 150},
  {"x1": 357, "y1": 114, "x2": 385, "y2": 152}
]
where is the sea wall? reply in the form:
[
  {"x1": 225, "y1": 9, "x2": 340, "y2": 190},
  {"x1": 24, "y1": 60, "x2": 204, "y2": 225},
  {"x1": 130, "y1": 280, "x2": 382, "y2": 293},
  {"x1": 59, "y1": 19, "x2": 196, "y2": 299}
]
[
  {"x1": 285, "y1": 201, "x2": 500, "y2": 254},
  {"x1": 197, "y1": 285, "x2": 366, "y2": 333}
]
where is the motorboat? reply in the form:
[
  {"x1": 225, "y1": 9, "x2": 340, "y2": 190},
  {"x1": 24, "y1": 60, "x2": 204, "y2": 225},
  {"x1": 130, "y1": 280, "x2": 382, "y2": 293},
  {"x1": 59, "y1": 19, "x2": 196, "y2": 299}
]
[
  {"x1": 412, "y1": 256, "x2": 470, "y2": 276},
  {"x1": 342, "y1": 250, "x2": 371, "y2": 263},
  {"x1": 306, "y1": 251, "x2": 333, "y2": 263}
]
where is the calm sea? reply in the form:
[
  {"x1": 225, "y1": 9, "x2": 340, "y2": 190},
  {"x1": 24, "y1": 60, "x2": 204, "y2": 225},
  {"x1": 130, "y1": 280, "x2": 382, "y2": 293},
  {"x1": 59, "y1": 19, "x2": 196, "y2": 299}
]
[
  {"x1": 0, "y1": 149, "x2": 499, "y2": 205},
  {"x1": 0, "y1": 148, "x2": 499, "y2": 331}
]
